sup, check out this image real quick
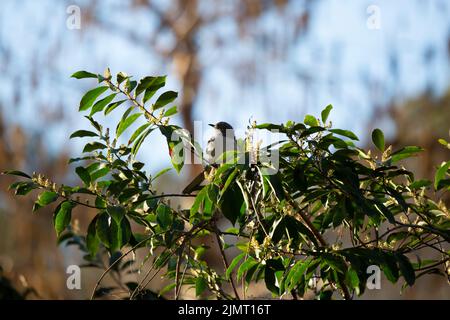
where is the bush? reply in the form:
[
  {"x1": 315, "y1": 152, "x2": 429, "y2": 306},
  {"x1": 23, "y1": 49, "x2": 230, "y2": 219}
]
[{"x1": 3, "y1": 69, "x2": 450, "y2": 300}]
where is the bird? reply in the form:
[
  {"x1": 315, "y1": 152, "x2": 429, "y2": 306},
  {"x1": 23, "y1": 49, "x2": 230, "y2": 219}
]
[{"x1": 182, "y1": 121, "x2": 236, "y2": 194}]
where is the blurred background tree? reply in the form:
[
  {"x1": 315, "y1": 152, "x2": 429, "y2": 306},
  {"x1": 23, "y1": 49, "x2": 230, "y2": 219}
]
[{"x1": 0, "y1": 0, "x2": 449, "y2": 298}]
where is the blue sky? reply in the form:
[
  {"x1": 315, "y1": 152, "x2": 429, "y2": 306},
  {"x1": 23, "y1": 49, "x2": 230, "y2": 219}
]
[{"x1": 0, "y1": 0, "x2": 448, "y2": 174}]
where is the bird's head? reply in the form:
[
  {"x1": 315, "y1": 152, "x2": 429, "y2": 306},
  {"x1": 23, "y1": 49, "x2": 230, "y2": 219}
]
[{"x1": 209, "y1": 121, "x2": 234, "y2": 137}]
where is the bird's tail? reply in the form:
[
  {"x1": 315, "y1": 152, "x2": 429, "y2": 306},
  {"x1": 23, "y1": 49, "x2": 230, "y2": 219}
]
[{"x1": 182, "y1": 170, "x2": 206, "y2": 194}]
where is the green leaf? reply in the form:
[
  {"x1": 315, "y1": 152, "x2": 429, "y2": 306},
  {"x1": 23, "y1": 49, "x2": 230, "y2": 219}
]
[
  {"x1": 321, "y1": 104, "x2": 333, "y2": 123},
  {"x1": 75, "y1": 166, "x2": 91, "y2": 185},
  {"x1": 83, "y1": 142, "x2": 107, "y2": 153},
  {"x1": 117, "y1": 113, "x2": 142, "y2": 138},
  {"x1": 53, "y1": 201, "x2": 74, "y2": 236},
  {"x1": 152, "y1": 167, "x2": 172, "y2": 181},
  {"x1": 190, "y1": 188, "x2": 207, "y2": 222},
  {"x1": 381, "y1": 252, "x2": 399, "y2": 283},
  {"x1": 107, "y1": 205, "x2": 126, "y2": 224},
  {"x1": 153, "y1": 91, "x2": 178, "y2": 110},
  {"x1": 237, "y1": 257, "x2": 258, "y2": 281},
  {"x1": 135, "y1": 76, "x2": 158, "y2": 97},
  {"x1": 34, "y1": 191, "x2": 58, "y2": 212},
  {"x1": 255, "y1": 123, "x2": 283, "y2": 130},
  {"x1": 159, "y1": 125, "x2": 184, "y2": 173},
  {"x1": 71, "y1": 70, "x2": 97, "y2": 79},
  {"x1": 69, "y1": 130, "x2": 98, "y2": 139},
  {"x1": 164, "y1": 106, "x2": 178, "y2": 117},
  {"x1": 286, "y1": 259, "x2": 310, "y2": 291},
  {"x1": 434, "y1": 161, "x2": 450, "y2": 190},
  {"x1": 90, "y1": 93, "x2": 117, "y2": 116},
  {"x1": 195, "y1": 277, "x2": 208, "y2": 297},
  {"x1": 345, "y1": 268, "x2": 360, "y2": 290},
  {"x1": 14, "y1": 182, "x2": 38, "y2": 195},
  {"x1": 156, "y1": 205, "x2": 172, "y2": 230},
  {"x1": 409, "y1": 179, "x2": 431, "y2": 190},
  {"x1": 226, "y1": 252, "x2": 245, "y2": 280},
  {"x1": 37, "y1": 191, "x2": 58, "y2": 206},
  {"x1": 371, "y1": 128, "x2": 385, "y2": 152},
  {"x1": 85, "y1": 116, "x2": 102, "y2": 132},
  {"x1": 104, "y1": 99, "x2": 126, "y2": 115},
  {"x1": 96, "y1": 212, "x2": 111, "y2": 248},
  {"x1": 79, "y1": 86, "x2": 109, "y2": 111},
  {"x1": 329, "y1": 129, "x2": 359, "y2": 141},
  {"x1": 91, "y1": 167, "x2": 110, "y2": 181},
  {"x1": 304, "y1": 114, "x2": 319, "y2": 127},
  {"x1": 86, "y1": 216, "x2": 100, "y2": 257},
  {"x1": 396, "y1": 254, "x2": 415, "y2": 286},
  {"x1": 95, "y1": 213, "x2": 130, "y2": 251},
  {"x1": 1, "y1": 170, "x2": 31, "y2": 179},
  {"x1": 131, "y1": 127, "x2": 153, "y2": 156},
  {"x1": 220, "y1": 167, "x2": 238, "y2": 197},
  {"x1": 125, "y1": 79, "x2": 137, "y2": 93},
  {"x1": 391, "y1": 146, "x2": 423, "y2": 163},
  {"x1": 219, "y1": 184, "x2": 245, "y2": 225},
  {"x1": 117, "y1": 72, "x2": 128, "y2": 85},
  {"x1": 143, "y1": 76, "x2": 166, "y2": 104},
  {"x1": 128, "y1": 123, "x2": 151, "y2": 145}
]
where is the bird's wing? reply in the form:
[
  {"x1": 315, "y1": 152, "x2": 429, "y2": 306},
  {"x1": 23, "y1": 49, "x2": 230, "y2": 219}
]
[
  {"x1": 205, "y1": 136, "x2": 215, "y2": 164},
  {"x1": 182, "y1": 170, "x2": 207, "y2": 194}
]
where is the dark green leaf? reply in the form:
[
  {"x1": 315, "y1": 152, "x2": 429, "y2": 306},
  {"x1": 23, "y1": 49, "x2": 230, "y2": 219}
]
[
  {"x1": 396, "y1": 254, "x2": 415, "y2": 286},
  {"x1": 104, "y1": 99, "x2": 126, "y2": 115},
  {"x1": 117, "y1": 72, "x2": 128, "y2": 85},
  {"x1": 69, "y1": 130, "x2": 98, "y2": 139},
  {"x1": 156, "y1": 205, "x2": 172, "y2": 230},
  {"x1": 79, "y1": 86, "x2": 109, "y2": 111},
  {"x1": 107, "y1": 205, "x2": 126, "y2": 224},
  {"x1": 91, "y1": 167, "x2": 110, "y2": 181},
  {"x1": 143, "y1": 76, "x2": 166, "y2": 104},
  {"x1": 71, "y1": 70, "x2": 97, "y2": 79},
  {"x1": 125, "y1": 79, "x2": 137, "y2": 93},
  {"x1": 117, "y1": 113, "x2": 142, "y2": 138},
  {"x1": 2, "y1": 170, "x2": 31, "y2": 179},
  {"x1": 153, "y1": 91, "x2": 178, "y2": 110},
  {"x1": 131, "y1": 127, "x2": 153, "y2": 156},
  {"x1": 83, "y1": 142, "x2": 107, "y2": 153},
  {"x1": 226, "y1": 253, "x2": 245, "y2": 280},
  {"x1": 90, "y1": 93, "x2": 117, "y2": 116},
  {"x1": 135, "y1": 76, "x2": 158, "y2": 97},
  {"x1": 14, "y1": 182, "x2": 38, "y2": 195},
  {"x1": 237, "y1": 257, "x2": 258, "y2": 280},
  {"x1": 329, "y1": 129, "x2": 359, "y2": 141},
  {"x1": 96, "y1": 212, "x2": 111, "y2": 249},
  {"x1": 75, "y1": 166, "x2": 91, "y2": 185},
  {"x1": 371, "y1": 128, "x2": 385, "y2": 152},
  {"x1": 128, "y1": 123, "x2": 151, "y2": 145}
]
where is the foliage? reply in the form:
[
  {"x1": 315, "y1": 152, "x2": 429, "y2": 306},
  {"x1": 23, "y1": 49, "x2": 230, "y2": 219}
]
[{"x1": 3, "y1": 69, "x2": 450, "y2": 300}]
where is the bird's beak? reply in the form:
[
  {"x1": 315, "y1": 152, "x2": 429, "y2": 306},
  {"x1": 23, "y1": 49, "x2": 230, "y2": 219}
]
[{"x1": 208, "y1": 123, "x2": 215, "y2": 128}]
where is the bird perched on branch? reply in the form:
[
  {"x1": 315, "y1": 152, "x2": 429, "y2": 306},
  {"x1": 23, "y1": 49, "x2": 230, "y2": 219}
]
[{"x1": 182, "y1": 122, "x2": 236, "y2": 194}]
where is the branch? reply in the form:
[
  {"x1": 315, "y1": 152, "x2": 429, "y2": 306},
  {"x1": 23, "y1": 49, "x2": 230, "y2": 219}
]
[{"x1": 214, "y1": 226, "x2": 241, "y2": 300}]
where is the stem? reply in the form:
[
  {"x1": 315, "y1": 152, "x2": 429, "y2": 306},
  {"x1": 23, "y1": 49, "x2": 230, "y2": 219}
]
[
  {"x1": 90, "y1": 235, "x2": 152, "y2": 300},
  {"x1": 214, "y1": 227, "x2": 241, "y2": 300},
  {"x1": 285, "y1": 193, "x2": 352, "y2": 300}
]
